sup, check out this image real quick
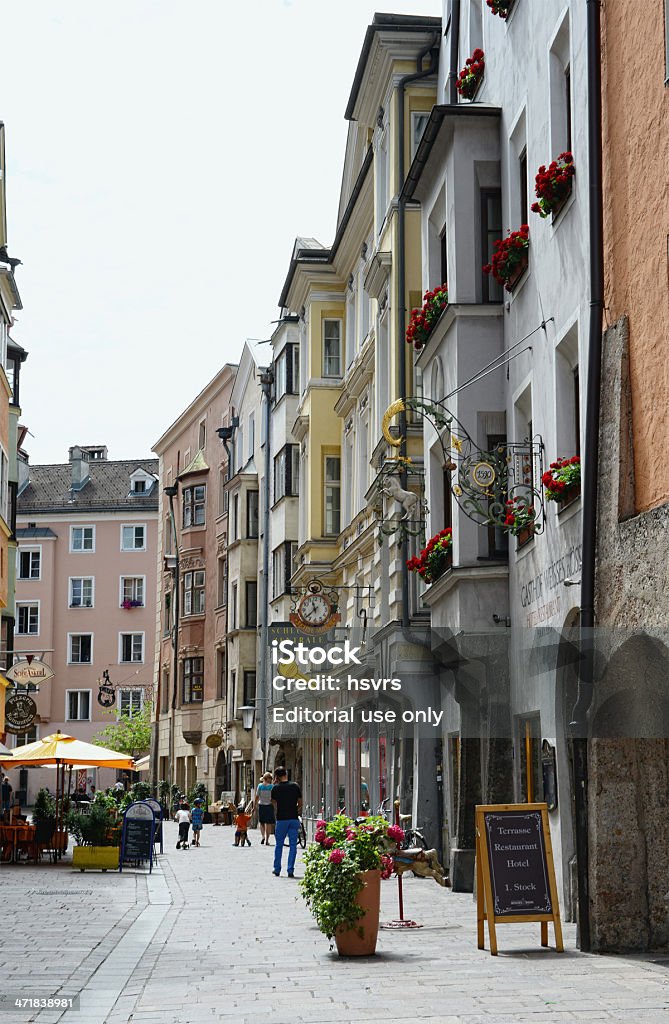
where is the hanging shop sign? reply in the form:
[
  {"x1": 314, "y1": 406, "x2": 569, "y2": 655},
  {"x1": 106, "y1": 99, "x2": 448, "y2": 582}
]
[
  {"x1": 5, "y1": 659, "x2": 54, "y2": 686},
  {"x1": 475, "y1": 802, "x2": 563, "y2": 955},
  {"x1": 541, "y1": 741, "x2": 558, "y2": 812},
  {"x1": 5, "y1": 693, "x2": 37, "y2": 733}
]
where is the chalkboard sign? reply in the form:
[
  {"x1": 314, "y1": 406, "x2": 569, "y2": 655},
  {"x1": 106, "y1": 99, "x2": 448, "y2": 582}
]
[
  {"x1": 475, "y1": 803, "x2": 563, "y2": 955},
  {"x1": 119, "y1": 802, "x2": 156, "y2": 873},
  {"x1": 144, "y1": 798, "x2": 163, "y2": 853}
]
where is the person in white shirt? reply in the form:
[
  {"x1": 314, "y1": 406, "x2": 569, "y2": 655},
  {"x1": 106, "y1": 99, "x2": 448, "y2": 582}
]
[{"x1": 175, "y1": 802, "x2": 191, "y2": 849}]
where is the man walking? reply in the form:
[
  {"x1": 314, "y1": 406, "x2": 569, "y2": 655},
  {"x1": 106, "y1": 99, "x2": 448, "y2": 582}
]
[{"x1": 271, "y1": 767, "x2": 302, "y2": 878}]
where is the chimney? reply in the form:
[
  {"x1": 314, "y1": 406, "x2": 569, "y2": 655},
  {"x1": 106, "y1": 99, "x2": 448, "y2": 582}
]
[{"x1": 69, "y1": 445, "x2": 90, "y2": 491}]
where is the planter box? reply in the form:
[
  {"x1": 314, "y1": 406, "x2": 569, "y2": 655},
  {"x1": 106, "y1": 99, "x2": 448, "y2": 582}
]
[
  {"x1": 551, "y1": 182, "x2": 573, "y2": 224},
  {"x1": 516, "y1": 525, "x2": 535, "y2": 547},
  {"x1": 505, "y1": 252, "x2": 529, "y2": 291},
  {"x1": 72, "y1": 845, "x2": 120, "y2": 872},
  {"x1": 557, "y1": 484, "x2": 581, "y2": 510}
]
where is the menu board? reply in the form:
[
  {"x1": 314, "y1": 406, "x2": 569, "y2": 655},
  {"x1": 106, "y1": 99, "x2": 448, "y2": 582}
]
[
  {"x1": 119, "y1": 802, "x2": 155, "y2": 872},
  {"x1": 475, "y1": 803, "x2": 563, "y2": 955}
]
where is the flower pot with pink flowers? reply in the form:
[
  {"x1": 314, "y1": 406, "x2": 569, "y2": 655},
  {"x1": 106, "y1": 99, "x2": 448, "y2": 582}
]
[
  {"x1": 531, "y1": 152, "x2": 575, "y2": 221},
  {"x1": 300, "y1": 814, "x2": 403, "y2": 955},
  {"x1": 483, "y1": 224, "x2": 529, "y2": 292},
  {"x1": 406, "y1": 283, "x2": 448, "y2": 351},
  {"x1": 456, "y1": 48, "x2": 485, "y2": 100},
  {"x1": 542, "y1": 456, "x2": 581, "y2": 506}
]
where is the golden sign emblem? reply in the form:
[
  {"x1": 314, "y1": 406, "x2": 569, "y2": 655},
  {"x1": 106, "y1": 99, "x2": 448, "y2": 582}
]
[
  {"x1": 381, "y1": 399, "x2": 405, "y2": 448},
  {"x1": 471, "y1": 461, "x2": 496, "y2": 489}
]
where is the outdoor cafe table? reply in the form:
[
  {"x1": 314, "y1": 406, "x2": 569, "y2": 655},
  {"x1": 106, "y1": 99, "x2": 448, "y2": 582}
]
[{"x1": 0, "y1": 823, "x2": 37, "y2": 863}]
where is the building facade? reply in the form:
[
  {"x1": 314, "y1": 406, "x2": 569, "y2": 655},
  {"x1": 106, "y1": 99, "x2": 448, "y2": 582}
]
[
  {"x1": 13, "y1": 446, "x2": 159, "y2": 800},
  {"x1": 152, "y1": 364, "x2": 236, "y2": 803}
]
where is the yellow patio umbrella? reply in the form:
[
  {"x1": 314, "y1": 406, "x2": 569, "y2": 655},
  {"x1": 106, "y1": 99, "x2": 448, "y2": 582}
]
[{"x1": 0, "y1": 732, "x2": 135, "y2": 834}]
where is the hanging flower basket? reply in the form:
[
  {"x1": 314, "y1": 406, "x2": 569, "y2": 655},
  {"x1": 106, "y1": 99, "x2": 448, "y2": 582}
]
[
  {"x1": 531, "y1": 152, "x2": 575, "y2": 220},
  {"x1": 486, "y1": 0, "x2": 515, "y2": 18},
  {"x1": 406, "y1": 283, "x2": 448, "y2": 351},
  {"x1": 407, "y1": 528, "x2": 453, "y2": 583},
  {"x1": 542, "y1": 456, "x2": 581, "y2": 504},
  {"x1": 456, "y1": 49, "x2": 485, "y2": 100},
  {"x1": 503, "y1": 499, "x2": 536, "y2": 539},
  {"x1": 483, "y1": 225, "x2": 529, "y2": 291}
]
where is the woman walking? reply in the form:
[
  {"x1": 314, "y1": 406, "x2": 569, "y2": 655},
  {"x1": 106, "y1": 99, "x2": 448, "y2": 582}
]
[{"x1": 254, "y1": 771, "x2": 275, "y2": 845}]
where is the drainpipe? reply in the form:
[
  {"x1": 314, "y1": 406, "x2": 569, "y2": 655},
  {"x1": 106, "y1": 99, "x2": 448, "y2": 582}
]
[
  {"x1": 569, "y1": 0, "x2": 604, "y2": 954},
  {"x1": 397, "y1": 33, "x2": 440, "y2": 627},
  {"x1": 447, "y1": 0, "x2": 462, "y2": 105},
  {"x1": 257, "y1": 369, "x2": 274, "y2": 767}
]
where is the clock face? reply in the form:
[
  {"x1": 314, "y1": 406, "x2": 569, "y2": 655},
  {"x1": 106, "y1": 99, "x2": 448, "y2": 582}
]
[{"x1": 298, "y1": 593, "x2": 331, "y2": 626}]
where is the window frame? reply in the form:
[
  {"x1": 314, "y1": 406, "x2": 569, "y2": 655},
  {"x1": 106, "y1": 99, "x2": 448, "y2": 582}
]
[
  {"x1": 183, "y1": 484, "x2": 206, "y2": 529},
  {"x1": 16, "y1": 601, "x2": 40, "y2": 636},
  {"x1": 119, "y1": 632, "x2": 145, "y2": 664},
  {"x1": 120, "y1": 523, "x2": 147, "y2": 552},
  {"x1": 67, "y1": 633, "x2": 93, "y2": 665},
  {"x1": 70, "y1": 525, "x2": 95, "y2": 553},
  {"x1": 183, "y1": 569, "x2": 205, "y2": 616},
  {"x1": 65, "y1": 689, "x2": 92, "y2": 722},
  {"x1": 69, "y1": 576, "x2": 95, "y2": 609},
  {"x1": 323, "y1": 454, "x2": 342, "y2": 537},
  {"x1": 120, "y1": 575, "x2": 145, "y2": 607},
  {"x1": 182, "y1": 656, "x2": 204, "y2": 704},
  {"x1": 245, "y1": 580, "x2": 258, "y2": 628},
  {"x1": 117, "y1": 687, "x2": 144, "y2": 718},
  {"x1": 322, "y1": 319, "x2": 343, "y2": 378},
  {"x1": 18, "y1": 547, "x2": 41, "y2": 581},
  {"x1": 246, "y1": 490, "x2": 259, "y2": 538}
]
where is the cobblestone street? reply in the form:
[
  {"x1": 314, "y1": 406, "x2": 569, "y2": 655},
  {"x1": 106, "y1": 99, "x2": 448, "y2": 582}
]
[{"x1": 1, "y1": 822, "x2": 668, "y2": 1023}]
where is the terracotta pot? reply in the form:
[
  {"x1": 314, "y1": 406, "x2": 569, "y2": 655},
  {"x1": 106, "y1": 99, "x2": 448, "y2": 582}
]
[
  {"x1": 516, "y1": 524, "x2": 535, "y2": 546},
  {"x1": 505, "y1": 251, "x2": 529, "y2": 291},
  {"x1": 334, "y1": 869, "x2": 381, "y2": 956},
  {"x1": 550, "y1": 182, "x2": 573, "y2": 223},
  {"x1": 557, "y1": 483, "x2": 580, "y2": 508}
]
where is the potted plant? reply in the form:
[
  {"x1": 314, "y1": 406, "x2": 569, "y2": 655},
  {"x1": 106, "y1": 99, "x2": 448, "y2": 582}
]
[
  {"x1": 300, "y1": 814, "x2": 402, "y2": 955},
  {"x1": 121, "y1": 598, "x2": 143, "y2": 609},
  {"x1": 484, "y1": 224, "x2": 529, "y2": 291},
  {"x1": 406, "y1": 283, "x2": 448, "y2": 351},
  {"x1": 531, "y1": 152, "x2": 575, "y2": 220},
  {"x1": 68, "y1": 803, "x2": 121, "y2": 871},
  {"x1": 486, "y1": 0, "x2": 515, "y2": 18},
  {"x1": 503, "y1": 498, "x2": 537, "y2": 543},
  {"x1": 407, "y1": 528, "x2": 453, "y2": 584},
  {"x1": 456, "y1": 49, "x2": 485, "y2": 100},
  {"x1": 542, "y1": 456, "x2": 581, "y2": 505}
]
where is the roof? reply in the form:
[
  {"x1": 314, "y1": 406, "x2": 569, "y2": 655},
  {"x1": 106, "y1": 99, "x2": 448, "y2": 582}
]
[
  {"x1": 18, "y1": 458, "x2": 160, "y2": 514},
  {"x1": 15, "y1": 527, "x2": 57, "y2": 539},
  {"x1": 180, "y1": 449, "x2": 209, "y2": 479}
]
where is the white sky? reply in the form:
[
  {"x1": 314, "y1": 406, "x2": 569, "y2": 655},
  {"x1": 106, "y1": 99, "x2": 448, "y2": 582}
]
[{"x1": 1, "y1": 0, "x2": 439, "y2": 464}]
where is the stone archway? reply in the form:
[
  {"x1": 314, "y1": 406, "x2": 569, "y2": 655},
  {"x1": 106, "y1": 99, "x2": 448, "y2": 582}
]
[{"x1": 588, "y1": 634, "x2": 669, "y2": 950}]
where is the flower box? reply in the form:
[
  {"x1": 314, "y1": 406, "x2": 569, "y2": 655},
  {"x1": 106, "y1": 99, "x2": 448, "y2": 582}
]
[
  {"x1": 72, "y1": 845, "x2": 120, "y2": 872},
  {"x1": 516, "y1": 525, "x2": 535, "y2": 547},
  {"x1": 483, "y1": 225, "x2": 529, "y2": 292},
  {"x1": 542, "y1": 456, "x2": 581, "y2": 505},
  {"x1": 406, "y1": 284, "x2": 448, "y2": 351},
  {"x1": 407, "y1": 528, "x2": 453, "y2": 583},
  {"x1": 505, "y1": 251, "x2": 529, "y2": 291},
  {"x1": 503, "y1": 498, "x2": 537, "y2": 538},
  {"x1": 121, "y1": 599, "x2": 144, "y2": 609},
  {"x1": 532, "y1": 153, "x2": 575, "y2": 221},
  {"x1": 456, "y1": 49, "x2": 485, "y2": 101}
]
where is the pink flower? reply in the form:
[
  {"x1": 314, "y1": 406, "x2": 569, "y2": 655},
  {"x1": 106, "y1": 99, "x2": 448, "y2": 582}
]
[
  {"x1": 345, "y1": 829, "x2": 357, "y2": 841},
  {"x1": 314, "y1": 829, "x2": 327, "y2": 845},
  {"x1": 316, "y1": 819, "x2": 327, "y2": 829},
  {"x1": 323, "y1": 836, "x2": 336, "y2": 849},
  {"x1": 329, "y1": 848, "x2": 345, "y2": 864},
  {"x1": 387, "y1": 825, "x2": 405, "y2": 843}
]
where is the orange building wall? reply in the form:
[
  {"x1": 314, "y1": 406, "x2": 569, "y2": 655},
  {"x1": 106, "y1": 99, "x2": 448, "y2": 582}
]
[{"x1": 601, "y1": 0, "x2": 669, "y2": 511}]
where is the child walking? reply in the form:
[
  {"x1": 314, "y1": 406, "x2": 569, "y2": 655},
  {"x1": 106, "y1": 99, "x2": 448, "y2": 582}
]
[
  {"x1": 233, "y1": 805, "x2": 252, "y2": 846},
  {"x1": 191, "y1": 798, "x2": 204, "y2": 846},
  {"x1": 175, "y1": 801, "x2": 191, "y2": 849}
]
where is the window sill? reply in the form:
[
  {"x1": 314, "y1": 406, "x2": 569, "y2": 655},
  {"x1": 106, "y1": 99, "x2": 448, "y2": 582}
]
[{"x1": 181, "y1": 613, "x2": 206, "y2": 622}]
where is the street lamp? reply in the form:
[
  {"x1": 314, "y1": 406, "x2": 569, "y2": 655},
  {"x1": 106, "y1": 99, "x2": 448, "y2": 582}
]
[
  {"x1": 239, "y1": 705, "x2": 255, "y2": 731},
  {"x1": 164, "y1": 483, "x2": 180, "y2": 789}
]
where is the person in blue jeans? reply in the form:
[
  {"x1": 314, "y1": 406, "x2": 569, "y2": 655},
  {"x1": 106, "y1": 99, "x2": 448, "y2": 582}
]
[{"x1": 271, "y1": 767, "x2": 302, "y2": 878}]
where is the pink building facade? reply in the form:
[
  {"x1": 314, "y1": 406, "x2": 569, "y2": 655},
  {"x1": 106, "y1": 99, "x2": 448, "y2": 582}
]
[{"x1": 12, "y1": 445, "x2": 158, "y2": 802}]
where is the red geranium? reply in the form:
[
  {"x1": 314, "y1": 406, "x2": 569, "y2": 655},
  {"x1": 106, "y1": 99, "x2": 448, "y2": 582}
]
[
  {"x1": 406, "y1": 283, "x2": 448, "y2": 351},
  {"x1": 486, "y1": 0, "x2": 514, "y2": 17},
  {"x1": 542, "y1": 455, "x2": 580, "y2": 503},
  {"x1": 407, "y1": 528, "x2": 453, "y2": 584},
  {"x1": 503, "y1": 498, "x2": 536, "y2": 536},
  {"x1": 456, "y1": 49, "x2": 485, "y2": 100},
  {"x1": 483, "y1": 224, "x2": 529, "y2": 289},
  {"x1": 531, "y1": 152, "x2": 575, "y2": 218}
]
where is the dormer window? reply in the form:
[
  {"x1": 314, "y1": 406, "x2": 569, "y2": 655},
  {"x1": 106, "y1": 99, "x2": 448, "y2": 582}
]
[
  {"x1": 129, "y1": 470, "x2": 155, "y2": 497},
  {"x1": 133, "y1": 480, "x2": 146, "y2": 493}
]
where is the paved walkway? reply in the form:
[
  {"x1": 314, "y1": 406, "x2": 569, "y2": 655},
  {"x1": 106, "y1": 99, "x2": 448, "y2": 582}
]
[{"x1": 2, "y1": 822, "x2": 669, "y2": 1023}]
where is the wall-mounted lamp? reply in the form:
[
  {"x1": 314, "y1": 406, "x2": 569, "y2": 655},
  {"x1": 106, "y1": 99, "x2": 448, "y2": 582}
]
[
  {"x1": 492, "y1": 614, "x2": 511, "y2": 627},
  {"x1": 239, "y1": 705, "x2": 256, "y2": 731}
]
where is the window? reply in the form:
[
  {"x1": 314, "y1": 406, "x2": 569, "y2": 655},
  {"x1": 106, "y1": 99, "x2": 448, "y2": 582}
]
[
  {"x1": 243, "y1": 670, "x2": 256, "y2": 706},
  {"x1": 245, "y1": 581, "x2": 257, "y2": 628},
  {"x1": 232, "y1": 492, "x2": 239, "y2": 540},
  {"x1": 273, "y1": 445, "x2": 299, "y2": 502},
  {"x1": 519, "y1": 147, "x2": 528, "y2": 224},
  {"x1": 71, "y1": 526, "x2": 94, "y2": 552},
  {"x1": 549, "y1": 14, "x2": 572, "y2": 157},
  {"x1": 68, "y1": 634, "x2": 93, "y2": 664},
  {"x1": 273, "y1": 542, "x2": 298, "y2": 598},
  {"x1": 16, "y1": 602, "x2": 39, "y2": 635},
  {"x1": 66, "y1": 690, "x2": 91, "y2": 721},
  {"x1": 231, "y1": 582, "x2": 238, "y2": 630},
  {"x1": 272, "y1": 547, "x2": 283, "y2": 599},
  {"x1": 247, "y1": 491, "x2": 259, "y2": 538},
  {"x1": 70, "y1": 577, "x2": 94, "y2": 608},
  {"x1": 411, "y1": 111, "x2": 430, "y2": 158},
  {"x1": 0, "y1": 447, "x2": 8, "y2": 524},
  {"x1": 13, "y1": 725, "x2": 38, "y2": 747},
  {"x1": 216, "y1": 649, "x2": 226, "y2": 700},
  {"x1": 18, "y1": 549, "x2": 40, "y2": 580},
  {"x1": 198, "y1": 419, "x2": 206, "y2": 451},
  {"x1": 120, "y1": 633, "x2": 144, "y2": 663},
  {"x1": 183, "y1": 485, "x2": 206, "y2": 528},
  {"x1": 121, "y1": 524, "x2": 146, "y2": 551},
  {"x1": 182, "y1": 657, "x2": 204, "y2": 704},
  {"x1": 323, "y1": 320, "x2": 342, "y2": 377},
  {"x1": 564, "y1": 65, "x2": 572, "y2": 152},
  {"x1": 556, "y1": 327, "x2": 581, "y2": 460},
  {"x1": 183, "y1": 570, "x2": 205, "y2": 615},
  {"x1": 161, "y1": 668, "x2": 170, "y2": 713},
  {"x1": 376, "y1": 127, "x2": 389, "y2": 233},
  {"x1": 217, "y1": 557, "x2": 227, "y2": 606},
  {"x1": 230, "y1": 670, "x2": 237, "y2": 717},
  {"x1": 481, "y1": 188, "x2": 503, "y2": 303},
  {"x1": 121, "y1": 576, "x2": 144, "y2": 606},
  {"x1": 118, "y1": 688, "x2": 144, "y2": 717},
  {"x1": 324, "y1": 455, "x2": 341, "y2": 536},
  {"x1": 248, "y1": 413, "x2": 255, "y2": 460}
]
